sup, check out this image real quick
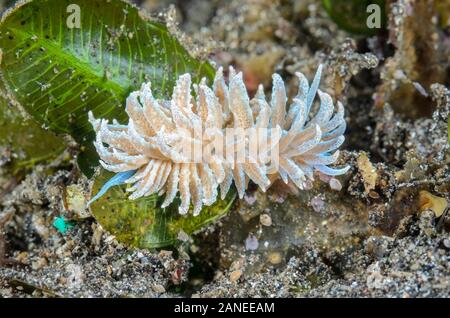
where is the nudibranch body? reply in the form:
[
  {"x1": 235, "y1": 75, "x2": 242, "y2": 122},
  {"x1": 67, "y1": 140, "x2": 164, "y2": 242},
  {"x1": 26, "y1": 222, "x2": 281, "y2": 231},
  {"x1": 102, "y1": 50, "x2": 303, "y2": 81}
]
[{"x1": 89, "y1": 65, "x2": 349, "y2": 215}]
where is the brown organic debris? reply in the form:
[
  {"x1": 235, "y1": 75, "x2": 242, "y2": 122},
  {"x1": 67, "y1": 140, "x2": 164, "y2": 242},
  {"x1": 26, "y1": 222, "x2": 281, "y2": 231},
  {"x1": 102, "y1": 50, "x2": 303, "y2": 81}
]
[
  {"x1": 357, "y1": 152, "x2": 378, "y2": 193},
  {"x1": 375, "y1": 0, "x2": 448, "y2": 118},
  {"x1": 419, "y1": 190, "x2": 448, "y2": 218},
  {"x1": 0, "y1": 211, "x2": 19, "y2": 267}
]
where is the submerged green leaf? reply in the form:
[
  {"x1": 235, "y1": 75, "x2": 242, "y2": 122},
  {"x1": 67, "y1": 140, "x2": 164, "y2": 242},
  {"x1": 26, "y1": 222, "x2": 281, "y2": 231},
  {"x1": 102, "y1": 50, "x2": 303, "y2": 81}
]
[
  {"x1": 90, "y1": 169, "x2": 236, "y2": 249},
  {"x1": 0, "y1": 92, "x2": 67, "y2": 175},
  {"x1": 0, "y1": 0, "x2": 215, "y2": 176},
  {"x1": 322, "y1": 0, "x2": 387, "y2": 35}
]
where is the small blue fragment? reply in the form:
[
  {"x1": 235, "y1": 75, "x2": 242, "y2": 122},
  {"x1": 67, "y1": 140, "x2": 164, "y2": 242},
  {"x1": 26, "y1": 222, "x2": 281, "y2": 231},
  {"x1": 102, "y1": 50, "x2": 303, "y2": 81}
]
[
  {"x1": 87, "y1": 170, "x2": 136, "y2": 206},
  {"x1": 53, "y1": 217, "x2": 74, "y2": 234}
]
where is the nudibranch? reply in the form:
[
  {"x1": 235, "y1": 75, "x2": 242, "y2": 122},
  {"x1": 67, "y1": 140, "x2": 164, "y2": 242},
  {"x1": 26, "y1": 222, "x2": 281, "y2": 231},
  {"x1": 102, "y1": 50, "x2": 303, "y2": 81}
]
[{"x1": 88, "y1": 65, "x2": 349, "y2": 215}]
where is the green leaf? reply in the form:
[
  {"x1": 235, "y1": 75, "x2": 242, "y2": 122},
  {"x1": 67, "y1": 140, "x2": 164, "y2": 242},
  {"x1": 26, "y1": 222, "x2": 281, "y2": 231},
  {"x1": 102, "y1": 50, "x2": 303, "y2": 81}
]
[
  {"x1": 0, "y1": 92, "x2": 67, "y2": 175},
  {"x1": 90, "y1": 169, "x2": 236, "y2": 249},
  {"x1": 0, "y1": 0, "x2": 215, "y2": 176},
  {"x1": 322, "y1": 0, "x2": 387, "y2": 35}
]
